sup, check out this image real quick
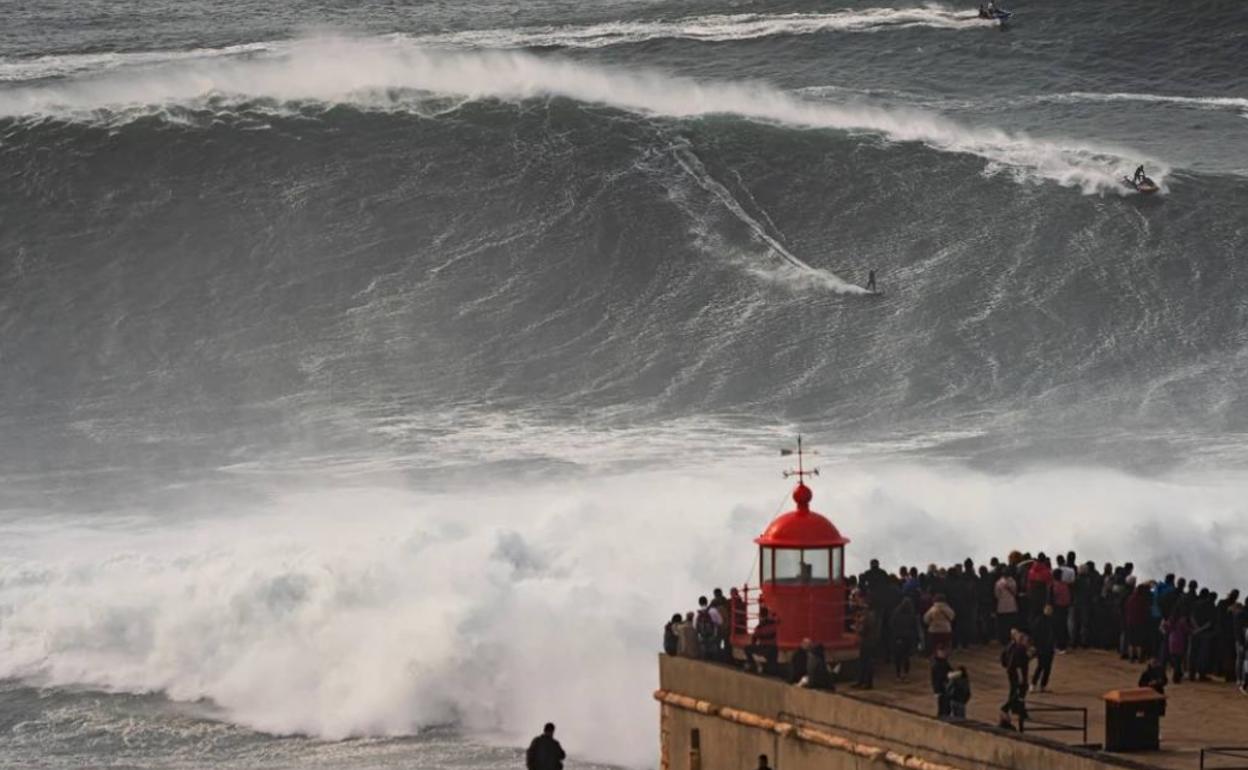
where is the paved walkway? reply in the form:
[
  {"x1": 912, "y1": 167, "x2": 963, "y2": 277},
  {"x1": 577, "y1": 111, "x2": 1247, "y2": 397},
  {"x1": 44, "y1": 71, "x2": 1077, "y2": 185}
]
[{"x1": 853, "y1": 644, "x2": 1248, "y2": 770}]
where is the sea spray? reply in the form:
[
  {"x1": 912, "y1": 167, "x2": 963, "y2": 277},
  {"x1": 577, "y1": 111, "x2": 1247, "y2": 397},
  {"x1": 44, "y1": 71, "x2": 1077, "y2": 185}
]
[{"x1": 3, "y1": 455, "x2": 1246, "y2": 766}]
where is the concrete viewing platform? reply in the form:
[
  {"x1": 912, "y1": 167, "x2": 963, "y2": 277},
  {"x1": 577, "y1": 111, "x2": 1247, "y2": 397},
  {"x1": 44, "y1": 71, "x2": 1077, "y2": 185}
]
[
  {"x1": 854, "y1": 645, "x2": 1248, "y2": 770},
  {"x1": 657, "y1": 651, "x2": 1248, "y2": 770},
  {"x1": 659, "y1": 465, "x2": 1247, "y2": 770}
]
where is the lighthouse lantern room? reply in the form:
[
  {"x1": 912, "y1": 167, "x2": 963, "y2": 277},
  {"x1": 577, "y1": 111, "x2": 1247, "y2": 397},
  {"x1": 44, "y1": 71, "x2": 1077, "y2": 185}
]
[{"x1": 732, "y1": 439, "x2": 856, "y2": 656}]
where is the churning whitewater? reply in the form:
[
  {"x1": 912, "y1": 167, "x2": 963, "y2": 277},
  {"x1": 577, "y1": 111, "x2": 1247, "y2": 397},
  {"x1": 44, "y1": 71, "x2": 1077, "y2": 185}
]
[{"x1": 2, "y1": 0, "x2": 1247, "y2": 768}]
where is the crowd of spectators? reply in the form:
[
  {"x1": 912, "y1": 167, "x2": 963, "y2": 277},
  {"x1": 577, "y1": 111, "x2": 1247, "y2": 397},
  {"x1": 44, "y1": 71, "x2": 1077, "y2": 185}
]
[
  {"x1": 849, "y1": 552, "x2": 1245, "y2": 691},
  {"x1": 664, "y1": 549, "x2": 1248, "y2": 727},
  {"x1": 851, "y1": 551, "x2": 1247, "y2": 723}
]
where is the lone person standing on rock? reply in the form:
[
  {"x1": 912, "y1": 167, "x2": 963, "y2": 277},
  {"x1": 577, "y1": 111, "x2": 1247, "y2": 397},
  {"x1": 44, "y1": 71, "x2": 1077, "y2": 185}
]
[{"x1": 527, "y1": 723, "x2": 566, "y2": 770}]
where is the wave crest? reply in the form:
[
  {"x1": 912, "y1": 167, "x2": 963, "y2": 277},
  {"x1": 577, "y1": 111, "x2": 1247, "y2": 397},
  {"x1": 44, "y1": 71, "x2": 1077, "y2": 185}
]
[{"x1": 0, "y1": 37, "x2": 1162, "y2": 195}]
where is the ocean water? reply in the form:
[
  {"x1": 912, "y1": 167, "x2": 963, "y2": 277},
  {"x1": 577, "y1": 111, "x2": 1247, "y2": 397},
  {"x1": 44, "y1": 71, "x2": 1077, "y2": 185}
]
[{"x1": 2, "y1": 0, "x2": 1247, "y2": 767}]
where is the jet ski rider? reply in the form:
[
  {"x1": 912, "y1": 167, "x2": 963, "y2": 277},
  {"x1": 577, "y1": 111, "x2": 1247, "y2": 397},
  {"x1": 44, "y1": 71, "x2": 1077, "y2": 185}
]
[{"x1": 1133, "y1": 165, "x2": 1148, "y2": 185}]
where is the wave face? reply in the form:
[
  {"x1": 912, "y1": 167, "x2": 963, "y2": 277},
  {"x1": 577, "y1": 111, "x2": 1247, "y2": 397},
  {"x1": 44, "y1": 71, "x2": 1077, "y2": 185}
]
[
  {"x1": 2, "y1": 1, "x2": 1248, "y2": 768},
  {"x1": 2, "y1": 37, "x2": 1245, "y2": 471}
]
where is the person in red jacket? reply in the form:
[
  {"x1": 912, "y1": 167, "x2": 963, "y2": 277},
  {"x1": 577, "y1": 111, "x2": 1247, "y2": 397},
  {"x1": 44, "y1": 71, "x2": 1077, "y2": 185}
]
[
  {"x1": 1124, "y1": 583, "x2": 1153, "y2": 663},
  {"x1": 1026, "y1": 556, "x2": 1054, "y2": 620},
  {"x1": 1050, "y1": 561, "x2": 1073, "y2": 652},
  {"x1": 745, "y1": 608, "x2": 779, "y2": 675}
]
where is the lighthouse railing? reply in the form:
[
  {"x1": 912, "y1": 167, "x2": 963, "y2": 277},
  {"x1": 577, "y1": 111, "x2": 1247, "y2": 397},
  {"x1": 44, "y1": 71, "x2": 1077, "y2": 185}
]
[{"x1": 728, "y1": 584, "x2": 859, "y2": 651}]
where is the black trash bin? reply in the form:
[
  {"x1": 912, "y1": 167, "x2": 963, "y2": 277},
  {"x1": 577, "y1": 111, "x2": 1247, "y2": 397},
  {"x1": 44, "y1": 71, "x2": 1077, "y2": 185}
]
[{"x1": 1104, "y1": 687, "x2": 1166, "y2": 751}]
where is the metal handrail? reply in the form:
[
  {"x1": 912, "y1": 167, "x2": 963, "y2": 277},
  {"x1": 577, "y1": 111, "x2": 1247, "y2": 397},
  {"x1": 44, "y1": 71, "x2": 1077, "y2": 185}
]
[
  {"x1": 729, "y1": 584, "x2": 857, "y2": 635},
  {"x1": 1200, "y1": 747, "x2": 1248, "y2": 770},
  {"x1": 1019, "y1": 701, "x2": 1088, "y2": 746}
]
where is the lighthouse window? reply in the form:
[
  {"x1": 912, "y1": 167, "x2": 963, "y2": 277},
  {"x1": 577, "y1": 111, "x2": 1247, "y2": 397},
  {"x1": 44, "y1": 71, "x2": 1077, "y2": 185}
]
[
  {"x1": 806, "y1": 549, "x2": 830, "y2": 583},
  {"x1": 766, "y1": 548, "x2": 831, "y2": 585},
  {"x1": 773, "y1": 548, "x2": 803, "y2": 583}
]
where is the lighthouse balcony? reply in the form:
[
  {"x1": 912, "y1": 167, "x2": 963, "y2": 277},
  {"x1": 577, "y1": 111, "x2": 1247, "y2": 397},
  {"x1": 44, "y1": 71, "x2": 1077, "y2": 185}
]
[{"x1": 727, "y1": 584, "x2": 861, "y2": 660}]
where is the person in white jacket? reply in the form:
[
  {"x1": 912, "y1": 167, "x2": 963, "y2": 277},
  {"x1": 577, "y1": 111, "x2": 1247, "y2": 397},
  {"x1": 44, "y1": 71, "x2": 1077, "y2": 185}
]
[
  {"x1": 924, "y1": 595, "x2": 957, "y2": 656},
  {"x1": 994, "y1": 572, "x2": 1019, "y2": 644}
]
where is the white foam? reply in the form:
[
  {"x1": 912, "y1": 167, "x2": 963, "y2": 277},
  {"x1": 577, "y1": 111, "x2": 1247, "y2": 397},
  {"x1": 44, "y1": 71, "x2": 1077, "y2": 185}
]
[
  {"x1": 0, "y1": 42, "x2": 276, "y2": 82},
  {"x1": 2, "y1": 448, "x2": 1246, "y2": 767},
  {"x1": 0, "y1": 37, "x2": 1162, "y2": 195},
  {"x1": 0, "y1": 6, "x2": 992, "y2": 83},
  {"x1": 415, "y1": 6, "x2": 993, "y2": 50},
  {"x1": 1040, "y1": 91, "x2": 1248, "y2": 114}
]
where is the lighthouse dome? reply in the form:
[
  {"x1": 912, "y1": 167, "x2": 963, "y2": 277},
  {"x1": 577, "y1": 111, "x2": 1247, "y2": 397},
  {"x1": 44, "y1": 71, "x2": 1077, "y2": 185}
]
[{"x1": 755, "y1": 483, "x2": 850, "y2": 548}]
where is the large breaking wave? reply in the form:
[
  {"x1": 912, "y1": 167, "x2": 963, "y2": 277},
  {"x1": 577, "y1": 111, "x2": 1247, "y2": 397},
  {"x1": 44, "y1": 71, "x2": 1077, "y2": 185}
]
[{"x1": 3, "y1": 5, "x2": 1248, "y2": 765}]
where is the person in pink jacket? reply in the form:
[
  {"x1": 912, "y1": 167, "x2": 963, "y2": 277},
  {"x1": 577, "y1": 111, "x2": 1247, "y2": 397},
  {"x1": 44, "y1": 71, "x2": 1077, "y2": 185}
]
[{"x1": 1161, "y1": 610, "x2": 1191, "y2": 684}]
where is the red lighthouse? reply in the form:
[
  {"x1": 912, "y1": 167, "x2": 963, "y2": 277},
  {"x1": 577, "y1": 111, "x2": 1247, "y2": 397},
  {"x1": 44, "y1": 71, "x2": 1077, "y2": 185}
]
[{"x1": 731, "y1": 440, "x2": 856, "y2": 658}]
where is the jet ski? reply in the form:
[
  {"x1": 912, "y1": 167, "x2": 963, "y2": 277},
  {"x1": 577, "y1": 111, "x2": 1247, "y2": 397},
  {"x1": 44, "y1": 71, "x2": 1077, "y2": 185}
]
[
  {"x1": 1123, "y1": 176, "x2": 1160, "y2": 194},
  {"x1": 977, "y1": 7, "x2": 1012, "y2": 22}
]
